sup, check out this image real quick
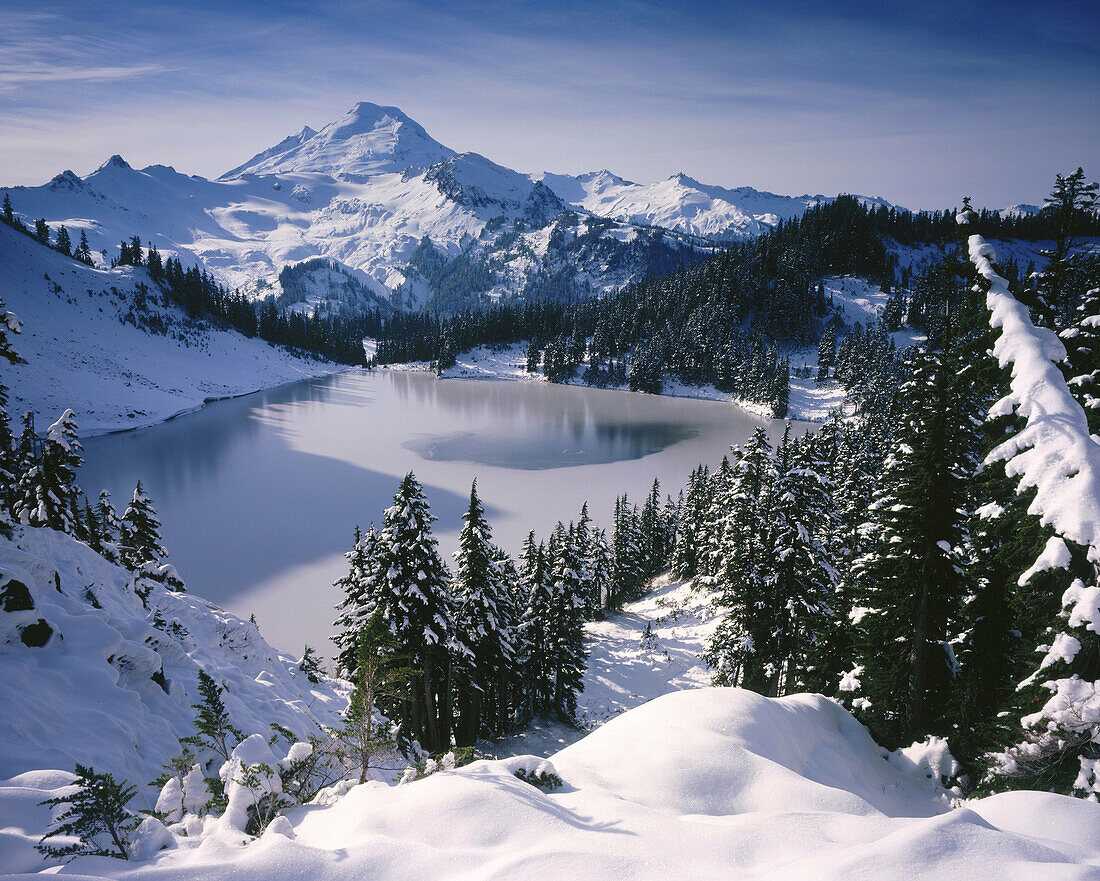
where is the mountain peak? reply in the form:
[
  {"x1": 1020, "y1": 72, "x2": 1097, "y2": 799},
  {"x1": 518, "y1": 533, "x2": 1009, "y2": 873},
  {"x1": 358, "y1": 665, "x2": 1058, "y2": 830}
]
[
  {"x1": 221, "y1": 101, "x2": 454, "y2": 179},
  {"x1": 99, "y1": 154, "x2": 131, "y2": 171}
]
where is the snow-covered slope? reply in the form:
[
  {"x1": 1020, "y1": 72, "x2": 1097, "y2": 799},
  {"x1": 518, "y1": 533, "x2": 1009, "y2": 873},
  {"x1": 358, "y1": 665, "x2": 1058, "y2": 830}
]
[
  {"x1": 222, "y1": 102, "x2": 455, "y2": 178},
  {"x1": 23, "y1": 685, "x2": 1098, "y2": 880},
  {"x1": 0, "y1": 224, "x2": 341, "y2": 434},
  {"x1": 539, "y1": 170, "x2": 898, "y2": 242},
  {"x1": 0, "y1": 526, "x2": 350, "y2": 872}
]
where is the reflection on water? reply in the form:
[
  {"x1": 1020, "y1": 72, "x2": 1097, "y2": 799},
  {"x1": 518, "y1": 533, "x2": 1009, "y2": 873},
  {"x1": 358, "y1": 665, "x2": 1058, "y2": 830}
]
[
  {"x1": 82, "y1": 370, "x2": 804, "y2": 654},
  {"x1": 406, "y1": 422, "x2": 699, "y2": 469}
]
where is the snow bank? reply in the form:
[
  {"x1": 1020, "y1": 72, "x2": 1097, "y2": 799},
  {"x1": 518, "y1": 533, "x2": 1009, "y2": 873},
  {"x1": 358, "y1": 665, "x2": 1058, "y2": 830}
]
[{"x1": 25, "y1": 686, "x2": 1096, "y2": 880}]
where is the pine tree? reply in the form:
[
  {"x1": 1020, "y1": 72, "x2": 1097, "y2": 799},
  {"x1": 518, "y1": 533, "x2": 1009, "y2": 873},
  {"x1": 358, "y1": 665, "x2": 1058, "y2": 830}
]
[
  {"x1": 2, "y1": 193, "x2": 13, "y2": 225},
  {"x1": 94, "y1": 490, "x2": 122, "y2": 564},
  {"x1": 332, "y1": 524, "x2": 381, "y2": 675},
  {"x1": 544, "y1": 523, "x2": 589, "y2": 719},
  {"x1": 36, "y1": 765, "x2": 139, "y2": 861},
  {"x1": 704, "y1": 429, "x2": 776, "y2": 690},
  {"x1": 842, "y1": 346, "x2": 982, "y2": 747},
  {"x1": 452, "y1": 480, "x2": 516, "y2": 743},
  {"x1": 1033, "y1": 168, "x2": 1099, "y2": 330},
  {"x1": 38, "y1": 409, "x2": 82, "y2": 533},
  {"x1": 11, "y1": 412, "x2": 41, "y2": 527},
  {"x1": 119, "y1": 481, "x2": 184, "y2": 592},
  {"x1": 671, "y1": 465, "x2": 710, "y2": 579},
  {"x1": 34, "y1": 218, "x2": 49, "y2": 245},
  {"x1": 182, "y1": 670, "x2": 243, "y2": 764},
  {"x1": 335, "y1": 611, "x2": 412, "y2": 783},
  {"x1": 77, "y1": 230, "x2": 92, "y2": 264},
  {"x1": 373, "y1": 471, "x2": 456, "y2": 752},
  {"x1": 817, "y1": 323, "x2": 836, "y2": 381},
  {"x1": 0, "y1": 294, "x2": 22, "y2": 366},
  {"x1": 518, "y1": 537, "x2": 554, "y2": 716},
  {"x1": 55, "y1": 225, "x2": 72, "y2": 256},
  {"x1": 1059, "y1": 284, "x2": 1100, "y2": 434}
]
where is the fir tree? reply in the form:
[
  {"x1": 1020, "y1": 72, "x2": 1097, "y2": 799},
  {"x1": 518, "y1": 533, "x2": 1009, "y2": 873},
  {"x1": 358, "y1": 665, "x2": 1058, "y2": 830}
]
[
  {"x1": 38, "y1": 409, "x2": 82, "y2": 533},
  {"x1": 37, "y1": 765, "x2": 139, "y2": 861},
  {"x1": 842, "y1": 346, "x2": 982, "y2": 746},
  {"x1": 332, "y1": 524, "x2": 381, "y2": 675},
  {"x1": 94, "y1": 490, "x2": 122, "y2": 564},
  {"x1": 544, "y1": 523, "x2": 589, "y2": 719},
  {"x1": 182, "y1": 670, "x2": 242, "y2": 763},
  {"x1": 452, "y1": 480, "x2": 516, "y2": 743},
  {"x1": 1059, "y1": 284, "x2": 1100, "y2": 434},
  {"x1": 374, "y1": 471, "x2": 456, "y2": 752},
  {"x1": 119, "y1": 481, "x2": 184, "y2": 592}
]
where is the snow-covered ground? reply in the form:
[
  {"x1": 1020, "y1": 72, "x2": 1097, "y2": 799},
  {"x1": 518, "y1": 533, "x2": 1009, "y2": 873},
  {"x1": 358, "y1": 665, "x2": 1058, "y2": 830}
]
[
  {"x1": 4, "y1": 533, "x2": 1098, "y2": 879},
  {"x1": 21, "y1": 687, "x2": 1097, "y2": 880},
  {"x1": 0, "y1": 224, "x2": 344, "y2": 434},
  {"x1": 0, "y1": 526, "x2": 352, "y2": 873}
]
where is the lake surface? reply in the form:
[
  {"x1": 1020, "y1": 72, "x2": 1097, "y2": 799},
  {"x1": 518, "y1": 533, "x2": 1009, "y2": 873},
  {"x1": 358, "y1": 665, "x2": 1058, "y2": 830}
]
[{"x1": 81, "y1": 370, "x2": 804, "y2": 658}]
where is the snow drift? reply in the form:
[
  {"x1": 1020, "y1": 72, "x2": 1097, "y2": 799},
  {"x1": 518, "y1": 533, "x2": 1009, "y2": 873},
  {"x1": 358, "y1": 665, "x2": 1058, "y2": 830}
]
[{"x1": 16, "y1": 687, "x2": 1097, "y2": 880}]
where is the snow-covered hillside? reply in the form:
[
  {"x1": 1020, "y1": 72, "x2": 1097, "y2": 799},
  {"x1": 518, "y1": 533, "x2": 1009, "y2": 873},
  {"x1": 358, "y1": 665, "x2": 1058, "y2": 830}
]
[
  {"x1": 0, "y1": 526, "x2": 350, "y2": 873},
  {"x1": 1, "y1": 101, "x2": 908, "y2": 312},
  {"x1": 0, "y1": 224, "x2": 341, "y2": 434}
]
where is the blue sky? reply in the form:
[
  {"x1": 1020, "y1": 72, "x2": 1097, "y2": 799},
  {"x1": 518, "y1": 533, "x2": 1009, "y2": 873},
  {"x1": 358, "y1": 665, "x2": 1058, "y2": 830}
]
[{"x1": 1, "y1": 0, "x2": 1097, "y2": 208}]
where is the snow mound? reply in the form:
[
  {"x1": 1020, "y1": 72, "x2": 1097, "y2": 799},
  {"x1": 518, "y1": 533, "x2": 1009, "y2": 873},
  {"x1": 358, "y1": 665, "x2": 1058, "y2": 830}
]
[{"x1": 31, "y1": 687, "x2": 1098, "y2": 880}]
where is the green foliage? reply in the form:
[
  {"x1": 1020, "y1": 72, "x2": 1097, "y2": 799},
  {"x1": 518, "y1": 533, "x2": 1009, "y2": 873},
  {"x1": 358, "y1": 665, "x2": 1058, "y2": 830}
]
[
  {"x1": 514, "y1": 768, "x2": 563, "y2": 792},
  {"x1": 181, "y1": 670, "x2": 243, "y2": 762},
  {"x1": 37, "y1": 765, "x2": 139, "y2": 862}
]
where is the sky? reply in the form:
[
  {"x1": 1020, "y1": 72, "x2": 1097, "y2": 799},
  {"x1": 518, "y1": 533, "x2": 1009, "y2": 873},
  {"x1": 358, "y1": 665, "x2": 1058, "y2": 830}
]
[{"x1": 0, "y1": 0, "x2": 1097, "y2": 209}]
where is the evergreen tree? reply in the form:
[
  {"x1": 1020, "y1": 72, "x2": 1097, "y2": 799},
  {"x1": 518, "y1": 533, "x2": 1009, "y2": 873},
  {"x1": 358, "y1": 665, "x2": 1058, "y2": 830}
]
[
  {"x1": 544, "y1": 523, "x2": 589, "y2": 718},
  {"x1": 182, "y1": 670, "x2": 242, "y2": 763},
  {"x1": 55, "y1": 225, "x2": 72, "y2": 256},
  {"x1": 1033, "y1": 168, "x2": 1099, "y2": 330},
  {"x1": 119, "y1": 481, "x2": 184, "y2": 592},
  {"x1": 38, "y1": 409, "x2": 82, "y2": 533},
  {"x1": 2, "y1": 193, "x2": 12, "y2": 225},
  {"x1": 34, "y1": 218, "x2": 49, "y2": 245},
  {"x1": 703, "y1": 429, "x2": 776, "y2": 691},
  {"x1": 452, "y1": 480, "x2": 516, "y2": 743},
  {"x1": 11, "y1": 412, "x2": 42, "y2": 527},
  {"x1": 332, "y1": 524, "x2": 381, "y2": 675},
  {"x1": 842, "y1": 346, "x2": 982, "y2": 746},
  {"x1": 373, "y1": 471, "x2": 456, "y2": 752},
  {"x1": 36, "y1": 765, "x2": 139, "y2": 861},
  {"x1": 94, "y1": 490, "x2": 122, "y2": 564},
  {"x1": 1059, "y1": 283, "x2": 1100, "y2": 434}
]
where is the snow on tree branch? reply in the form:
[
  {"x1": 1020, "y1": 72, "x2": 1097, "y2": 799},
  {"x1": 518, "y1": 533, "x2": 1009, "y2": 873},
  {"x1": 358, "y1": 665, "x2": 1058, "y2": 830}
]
[{"x1": 970, "y1": 234, "x2": 1100, "y2": 562}]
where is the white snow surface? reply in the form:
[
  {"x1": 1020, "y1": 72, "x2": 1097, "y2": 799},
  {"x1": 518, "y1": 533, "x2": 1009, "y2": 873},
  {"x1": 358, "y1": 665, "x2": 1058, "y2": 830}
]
[
  {"x1": 0, "y1": 224, "x2": 341, "y2": 434},
  {"x1": 20, "y1": 685, "x2": 1098, "y2": 880},
  {"x1": 0, "y1": 526, "x2": 350, "y2": 872}
]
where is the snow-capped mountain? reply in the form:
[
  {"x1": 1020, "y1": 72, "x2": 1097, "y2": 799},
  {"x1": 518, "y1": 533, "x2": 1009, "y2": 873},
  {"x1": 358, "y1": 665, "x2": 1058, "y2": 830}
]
[
  {"x1": 221, "y1": 103, "x2": 454, "y2": 179},
  {"x1": 1, "y1": 101, "x2": 902, "y2": 312}
]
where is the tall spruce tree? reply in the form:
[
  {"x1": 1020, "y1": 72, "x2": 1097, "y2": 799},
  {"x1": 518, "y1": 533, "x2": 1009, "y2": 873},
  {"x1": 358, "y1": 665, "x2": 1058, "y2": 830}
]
[
  {"x1": 842, "y1": 346, "x2": 983, "y2": 747},
  {"x1": 374, "y1": 472, "x2": 456, "y2": 753},
  {"x1": 452, "y1": 480, "x2": 516, "y2": 744}
]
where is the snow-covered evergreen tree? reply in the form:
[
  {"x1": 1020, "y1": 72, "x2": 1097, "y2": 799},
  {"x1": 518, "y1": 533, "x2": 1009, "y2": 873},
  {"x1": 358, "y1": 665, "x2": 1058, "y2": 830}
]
[
  {"x1": 94, "y1": 490, "x2": 122, "y2": 564},
  {"x1": 1059, "y1": 285, "x2": 1100, "y2": 434},
  {"x1": 374, "y1": 471, "x2": 457, "y2": 752},
  {"x1": 842, "y1": 347, "x2": 982, "y2": 747},
  {"x1": 452, "y1": 480, "x2": 516, "y2": 744},
  {"x1": 332, "y1": 524, "x2": 382, "y2": 676},
  {"x1": 38, "y1": 409, "x2": 82, "y2": 534},
  {"x1": 119, "y1": 481, "x2": 184, "y2": 593},
  {"x1": 544, "y1": 522, "x2": 588, "y2": 719}
]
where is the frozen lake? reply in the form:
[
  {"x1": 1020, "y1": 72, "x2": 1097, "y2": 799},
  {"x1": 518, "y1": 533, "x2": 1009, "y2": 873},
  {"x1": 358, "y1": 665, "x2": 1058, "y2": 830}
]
[{"x1": 82, "y1": 370, "x2": 803, "y2": 658}]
